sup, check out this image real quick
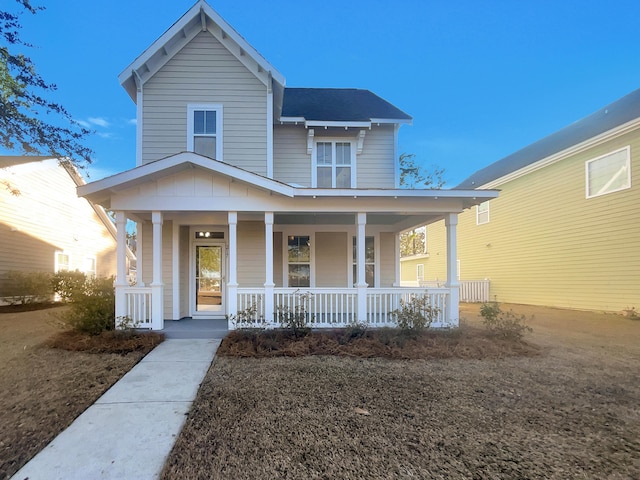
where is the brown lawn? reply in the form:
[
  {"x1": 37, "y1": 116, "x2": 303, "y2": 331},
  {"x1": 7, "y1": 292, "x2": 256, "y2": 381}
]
[
  {"x1": 162, "y1": 303, "x2": 640, "y2": 480},
  {"x1": 0, "y1": 306, "x2": 162, "y2": 480}
]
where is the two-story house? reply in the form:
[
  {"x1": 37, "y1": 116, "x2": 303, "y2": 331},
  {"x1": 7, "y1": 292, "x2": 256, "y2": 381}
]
[{"x1": 79, "y1": 0, "x2": 497, "y2": 330}]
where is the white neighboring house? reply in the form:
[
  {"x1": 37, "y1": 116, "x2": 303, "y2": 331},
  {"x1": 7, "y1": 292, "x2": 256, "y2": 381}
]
[
  {"x1": 0, "y1": 157, "x2": 132, "y2": 298},
  {"x1": 78, "y1": 0, "x2": 498, "y2": 330}
]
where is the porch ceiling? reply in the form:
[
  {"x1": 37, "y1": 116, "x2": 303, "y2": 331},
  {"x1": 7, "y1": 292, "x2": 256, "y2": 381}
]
[{"x1": 274, "y1": 212, "x2": 438, "y2": 229}]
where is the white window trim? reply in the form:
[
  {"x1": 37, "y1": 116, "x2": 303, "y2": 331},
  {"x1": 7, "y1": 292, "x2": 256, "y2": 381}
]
[
  {"x1": 84, "y1": 256, "x2": 97, "y2": 278},
  {"x1": 187, "y1": 104, "x2": 224, "y2": 161},
  {"x1": 350, "y1": 233, "x2": 378, "y2": 287},
  {"x1": 311, "y1": 138, "x2": 357, "y2": 188},
  {"x1": 585, "y1": 146, "x2": 631, "y2": 199},
  {"x1": 55, "y1": 251, "x2": 71, "y2": 273},
  {"x1": 416, "y1": 264, "x2": 424, "y2": 282},
  {"x1": 476, "y1": 201, "x2": 490, "y2": 225},
  {"x1": 283, "y1": 232, "x2": 315, "y2": 288}
]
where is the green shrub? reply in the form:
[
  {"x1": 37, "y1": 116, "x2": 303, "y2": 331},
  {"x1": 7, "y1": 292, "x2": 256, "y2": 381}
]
[
  {"x1": 479, "y1": 302, "x2": 533, "y2": 340},
  {"x1": 51, "y1": 270, "x2": 87, "y2": 302},
  {"x1": 62, "y1": 276, "x2": 115, "y2": 335},
  {"x1": 276, "y1": 292, "x2": 313, "y2": 338},
  {"x1": 226, "y1": 303, "x2": 265, "y2": 331},
  {"x1": 0, "y1": 270, "x2": 53, "y2": 305},
  {"x1": 390, "y1": 294, "x2": 439, "y2": 336}
]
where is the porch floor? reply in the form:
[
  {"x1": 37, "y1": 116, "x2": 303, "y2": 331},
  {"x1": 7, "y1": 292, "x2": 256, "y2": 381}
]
[{"x1": 163, "y1": 318, "x2": 228, "y2": 339}]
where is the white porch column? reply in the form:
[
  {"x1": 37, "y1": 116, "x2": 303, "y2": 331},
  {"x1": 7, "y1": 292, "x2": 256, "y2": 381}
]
[
  {"x1": 445, "y1": 213, "x2": 460, "y2": 326},
  {"x1": 135, "y1": 220, "x2": 143, "y2": 286},
  {"x1": 227, "y1": 212, "x2": 238, "y2": 328},
  {"x1": 356, "y1": 212, "x2": 367, "y2": 322},
  {"x1": 114, "y1": 211, "x2": 127, "y2": 327},
  {"x1": 151, "y1": 211, "x2": 164, "y2": 330},
  {"x1": 264, "y1": 212, "x2": 275, "y2": 323}
]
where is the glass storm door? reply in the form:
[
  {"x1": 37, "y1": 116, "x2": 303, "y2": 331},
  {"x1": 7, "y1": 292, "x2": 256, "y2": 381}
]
[{"x1": 195, "y1": 245, "x2": 224, "y2": 312}]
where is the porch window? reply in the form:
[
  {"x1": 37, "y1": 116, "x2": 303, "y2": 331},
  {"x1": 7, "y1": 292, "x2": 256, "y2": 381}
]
[
  {"x1": 476, "y1": 201, "x2": 490, "y2": 225},
  {"x1": 352, "y1": 236, "x2": 375, "y2": 287},
  {"x1": 586, "y1": 147, "x2": 631, "y2": 198},
  {"x1": 187, "y1": 104, "x2": 223, "y2": 160},
  {"x1": 287, "y1": 235, "x2": 311, "y2": 287},
  {"x1": 313, "y1": 140, "x2": 355, "y2": 188},
  {"x1": 55, "y1": 252, "x2": 70, "y2": 272}
]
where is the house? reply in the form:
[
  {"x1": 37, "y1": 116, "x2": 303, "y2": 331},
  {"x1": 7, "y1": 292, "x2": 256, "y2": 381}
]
[
  {"x1": 0, "y1": 157, "x2": 125, "y2": 297},
  {"x1": 402, "y1": 88, "x2": 640, "y2": 313},
  {"x1": 78, "y1": 0, "x2": 497, "y2": 330}
]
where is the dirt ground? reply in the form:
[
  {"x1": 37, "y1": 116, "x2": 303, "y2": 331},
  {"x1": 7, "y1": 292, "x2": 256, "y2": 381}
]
[
  {"x1": 0, "y1": 307, "x2": 149, "y2": 480},
  {"x1": 163, "y1": 303, "x2": 640, "y2": 480}
]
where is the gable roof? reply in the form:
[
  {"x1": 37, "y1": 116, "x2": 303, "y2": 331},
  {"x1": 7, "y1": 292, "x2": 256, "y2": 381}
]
[
  {"x1": 281, "y1": 88, "x2": 412, "y2": 124},
  {"x1": 457, "y1": 87, "x2": 640, "y2": 189},
  {"x1": 118, "y1": 0, "x2": 285, "y2": 102}
]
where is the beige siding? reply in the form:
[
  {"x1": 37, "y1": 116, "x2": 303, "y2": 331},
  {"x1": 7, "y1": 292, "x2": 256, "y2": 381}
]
[
  {"x1": 273, "y1": 232, "x2": 283, "y2": 287},
  {"x1": 237, "y1": 221, "x2": 265, "y2": 287},
  {"x1": 273, "y1": 125, "x2": 310, "y2": 185},
  {"x1": 0, "y1": 160, "x2": 116, "y2": 291},
  {"x1": 358, "y1": 125, "x2": 396, "y2": 188},
  {"x1": 162, "y1": 221, "x2": 173, "y2": 315},
  {"x1": 140, "y1": 222, "x2": 152, "y2": 286},
  {"x1": 179, "y1": 226, "x2": 190, "y2": 318},
  {"x1": 143, "y1": 31, "x2": 267, "y2": 174},
  {"x1": 379, "y1": 232, "x2": 396, "y2": 287},
  {"x1": 423, "y1": 129, "x2": 640, "y2": 312},
  {"x1": 315, "y1": 232, "x2": 348, "y2": 287}
]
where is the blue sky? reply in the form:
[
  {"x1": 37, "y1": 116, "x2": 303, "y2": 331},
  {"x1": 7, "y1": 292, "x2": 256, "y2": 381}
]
[{"x1": 11, "y1": 0, "x2": 640, "y2": 186}]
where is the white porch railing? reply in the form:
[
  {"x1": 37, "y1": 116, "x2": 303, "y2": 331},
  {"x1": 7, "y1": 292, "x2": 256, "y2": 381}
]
[
  {"x1": 275, "y1": 288, "x2": 358, "y2": 327},
  {"x1": 366, "y1": 288, "x2": 449, "y2": 327},
  {"x1": 123, "y1": 287, "x2": 153, "y2": 328},
  {"x1": 417, "y1": 280, "x2": 490, "y2": 303},
  {"x1": 237, "y1": 288, "x2": 266, "y2": 322}
]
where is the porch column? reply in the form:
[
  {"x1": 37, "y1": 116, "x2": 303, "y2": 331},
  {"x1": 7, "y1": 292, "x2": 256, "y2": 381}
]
[
  {"x1": 393, "y1": 232, "x2": 401, "y2": 286},
  {"x1": 227, "y1": 212, "x2": 238, "y2": 328},
  {"x1": 114, "y1": 211, "x2": 127, "y2": 327},
  {"x1": 356, "y1": 212, "x2": 367, "y2": 322},
  {"x1": 135, "y1": 219, "x2": 143, "y2": 285},
  {"x1": 264, "y1": 212, "x2": 275, "y2": 323},
  {"x1": 151, "y1": 211, "x2": 164, "y2": 330},
  {"x1": 445, "y1": 213, "x2": 460, "y2": 326}
]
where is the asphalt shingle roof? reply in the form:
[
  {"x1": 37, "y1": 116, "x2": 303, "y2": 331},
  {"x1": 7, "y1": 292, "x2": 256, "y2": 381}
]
[
  {"x1": 456, "y1": 88, "x2": 640, "y2": 189},
  {"x1": 282, "y1": 88, "x2": 412, "y2": 122}
]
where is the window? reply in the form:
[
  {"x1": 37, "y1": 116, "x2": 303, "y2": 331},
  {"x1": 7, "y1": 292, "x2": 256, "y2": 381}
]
[
  {"x1": 586, "y1": 147, "x2": 631, "y2": 198},
  {"x1": 287, "y1": 235, "x2": 311, "y2": 287},
  {"x1": 476, "y1": 201, "x2": 490, "y2": 225},
  {"x1": 84, "y1": 257, "x2": 96, "y2": 278},
  {"x1": 313, "y1": 140, "x2": 355, "y2": 188},
  {"x1": 416, "y1": 264, "x2": 424, "y2": 282},
  {"x1": 187, "y1": 104, "x2": 223, "y2": 160},
  {"x1": 55, "y1": 252, "x2": 70, "y2": 272},
  {"x1": 352, "y1": 236, "x2": 375, "y2": 287}
]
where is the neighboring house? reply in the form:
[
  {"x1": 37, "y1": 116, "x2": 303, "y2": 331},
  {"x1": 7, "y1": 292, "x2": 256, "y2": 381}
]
[
  {"x1": 78, "y1": 1, "x2": 497, "y2": 330},
  {"x1": 0, "y1": 157, "x2": 126, "y2": 296},
  {"x1": 402, "y1": 88, "x2": 640, "y2": 313}
]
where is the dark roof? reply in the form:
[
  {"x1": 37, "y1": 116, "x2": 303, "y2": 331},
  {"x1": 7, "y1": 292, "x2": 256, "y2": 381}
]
[
  {"x1": 282, "y1": 88, "x2": 412, "y2": 122},
  {"x1": 456, "y1": 88, "x2": 640, "y2": 189}
]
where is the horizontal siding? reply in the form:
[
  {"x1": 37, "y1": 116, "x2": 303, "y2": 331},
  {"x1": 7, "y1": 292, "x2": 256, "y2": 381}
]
[
  {"x1": 424, "y1": 128, "x2": 640, "y2": 312},
  {"x1": 237, "y1": 221, "x2": 265, "y2": 287},
  {"x1": 162, "y1": 221, "x2": 173, "y2": 315},
  {"x1": 379, "y1": 232, "x2": 396, "y2": 287},
  {"x1": 358, "y1": 125, "x2": 396, "y2": 188},
  {"x1": 179, "y1": 226, "x2": 190, "y2": 319},
  {"x1": 315, "y1": 232, "x2": 347, "y2": 287},
  {"x1": 143, "y1": 31, "x2": 267, "y2": 175},
  {"x1": 273, "y1": 125, "x2": 310, "y2": 186}
]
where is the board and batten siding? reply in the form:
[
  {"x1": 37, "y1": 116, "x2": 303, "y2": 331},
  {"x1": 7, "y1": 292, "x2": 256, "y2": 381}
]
[
  {"x1": 424, "y1": 129, "x2": 640, "y2": 312},
  {"x1": 0, "y1": 160, "x2": 116, "y2": 282},
  {"x1": 142, "y1": 31, "x2": 268, "y2": 175}
]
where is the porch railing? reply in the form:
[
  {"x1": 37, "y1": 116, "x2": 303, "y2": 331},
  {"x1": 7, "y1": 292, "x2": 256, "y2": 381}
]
[
  {"x1": 366, "y1": 288, "x2": 448, "y2": 326},
  {"x1": 275, "y1": 288, "x2": 358, "y2": 327},
  {"x1": 415, "y1": 280, "x2": 490, "y2": 303},
  {"x1": 123, "y1": 287, "x2": 153, "y2": 328}
]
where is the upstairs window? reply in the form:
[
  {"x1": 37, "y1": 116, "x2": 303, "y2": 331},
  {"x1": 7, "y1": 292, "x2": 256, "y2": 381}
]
[
  {"x1": 187, "y1": 104, "x2": 223, "y2": 160},
  {"x1": 586, "y1": 147, "x2": 631, "y2": 198},
  {"x1": 476, "y1": 201, "x2": 490, "y2": 225},
  {"x1": 313, "y1": 140, "x2": 355, "y2": 188}
]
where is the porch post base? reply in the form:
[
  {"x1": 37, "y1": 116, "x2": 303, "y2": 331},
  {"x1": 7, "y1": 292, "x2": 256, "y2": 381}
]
[
  {"x1": 227, "y1": 283, "x2": 238, "y2": 330},
  {"x1": 356, "y1": 285, "x2": 368, "y2": 323},
  {"x1": 445, "y1": 284, "x2": 460, "y2": 327},
  {"x1": 264, "y1": 283, "x2": 275, "y2": 324},
  {"x1": 151, "y1": 283, "x2": 164, "y2": 330},
  {"x1": 114, "y1": 283, "x2": 127, "y2": 329}
]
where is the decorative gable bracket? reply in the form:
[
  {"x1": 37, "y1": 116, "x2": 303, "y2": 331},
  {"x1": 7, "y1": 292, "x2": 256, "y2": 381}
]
[
  {"x1": 357, "y1": 129, "x2": 366, "y2": 154},
  {"x1": 307, "y1": 129, "x2": 315, "y2": 155}
]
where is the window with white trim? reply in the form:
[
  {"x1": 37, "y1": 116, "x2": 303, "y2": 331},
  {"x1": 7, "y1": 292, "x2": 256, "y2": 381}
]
[
  {"x1": 187, "y1": 104, "x2": 223, "y2": 160},
  {"x1": 586, "y1": 147, "x2": 631, "y2": 198},
  {"x1": 352, "y1": 236, "x2": 375, "y2": 287},
  {"x1": 313, "y1": 140, "x2": 356, "y2": 188},
  {"x1": 476, "y1": 201, "x2": 490, "y2": 225},
  {"x1": 55, "y1": 252, "x2": 70, "y2": 272},
  {"x1": 416, "y1": 264, "x2": 424, "y2": 282},
  {"x1": 84, "y1": 257, "x2": 97, "y2": 278},
  {"x1": 287, "y1": 235, "x2": 311, "y2": 287}
]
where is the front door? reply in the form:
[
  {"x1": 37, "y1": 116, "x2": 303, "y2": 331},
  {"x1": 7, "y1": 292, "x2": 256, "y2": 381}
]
[{"x1": 194, "y1": 244, "x2": 225, "y2": 314}]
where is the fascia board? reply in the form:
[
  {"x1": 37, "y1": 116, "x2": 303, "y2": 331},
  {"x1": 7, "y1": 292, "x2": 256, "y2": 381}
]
[
  {"x1": 370, "y1": 118, "x2": 413, "y2": 125},
  {"x1": 293, "y1": 188, "x2": 498, "y2": 200},
  {"x1": 305, "y1": 121, "x2": 372, "y2": 128}
]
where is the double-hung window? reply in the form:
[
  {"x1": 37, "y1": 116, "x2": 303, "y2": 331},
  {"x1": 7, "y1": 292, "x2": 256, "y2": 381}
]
[
  {"x1": 55, "y1": 252, "x2": 70, "y2": 272},
  {"x1": 352, "y1": 236, "x2": 375, "y2": 287},
  {"x1": 476, "y1": 201, "x2": 490, "y2": 225},
  {"x1": 187, "y1": 104, "x2": 223, "y2": 160},
  {"x1": 287, "y1": 235, "x2": 311, "y2": 287},
  {"x1": 586, "y1": 147, "x2": 631, "y2": 198},
  {"x1": 314, "y1": 140, "x2": 355, "y2": 188}
]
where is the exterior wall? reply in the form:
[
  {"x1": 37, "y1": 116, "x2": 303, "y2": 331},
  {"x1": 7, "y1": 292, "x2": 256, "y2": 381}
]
[
  {"x1": 179, "y1": 226, "x2": 190, "y2": 318},
  {"x1": 315, "y1": 232, "x2": 348, "y2": 287},
  {"x1": 0, "y1": 160, "x2": 117, "y2": 288},
  {"x1": 237, "y1": 221, "x2": 265, "y2": 287},
  {"x1": 421, "y1": 129, "x2": 640, "y2": 312},
  {"x1": 273, "y1": 232, "x2": 283, "y2": 287},
  {"x1": 379, "y1": 232, "x2": 396, "y2": 287},
  {"x1": 142, "y1": 31, "x2": 267, "y2": 174},
  {"x1": 272, "y1": 124, "x2": 396, "y2": 188},
  {"x1": 162, "y1": 220, "x2": 174, "y2": 316}
]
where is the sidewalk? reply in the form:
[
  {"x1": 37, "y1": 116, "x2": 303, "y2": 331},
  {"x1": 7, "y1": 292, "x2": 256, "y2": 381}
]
[{"x1": 12, "y1": 338, "x2": 220, "y2": 480}]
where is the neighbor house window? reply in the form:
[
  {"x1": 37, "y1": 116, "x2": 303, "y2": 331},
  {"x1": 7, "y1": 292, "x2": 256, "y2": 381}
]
[
  {"x1": 352, "y1": 236, "x2": 375, "y2": 287},
  {"x1": 187, "y1": 104, "x2": 223, "y2": 160},
  {"x1": 476, "y1": 201, "x2": 490, "y2": 225},
  {"x1": 287, "y1": 235, "x2": 310, "y2": 287},
  {"x1": 55, "y1": 252, "x2": 70, "y2": 272},
  {"x1": 313, "y1": 140, "x2": 355, "y2": 188},
  {"x1": 84, "y1": 257, "x2": 96, "y2": 278},
  {"x1": 586, "y1": 147, "x2": 631, "y2": 198},
  {"x1": 416, "y1": 264, "x2": 424, "y2": 282}
]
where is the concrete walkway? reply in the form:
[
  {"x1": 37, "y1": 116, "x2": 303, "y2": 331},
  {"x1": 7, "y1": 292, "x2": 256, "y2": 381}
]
[{"x1": 12, "y1": 338, "x2": 220, "y2": 480}]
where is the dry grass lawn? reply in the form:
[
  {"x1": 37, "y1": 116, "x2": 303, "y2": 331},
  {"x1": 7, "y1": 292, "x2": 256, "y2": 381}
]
[
  {"x1": 0, "y1": 306, "x2": 162, "y2": 480},
  {"x1": 162, "y1": 304, "x2": 640, "y2": 480}
]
